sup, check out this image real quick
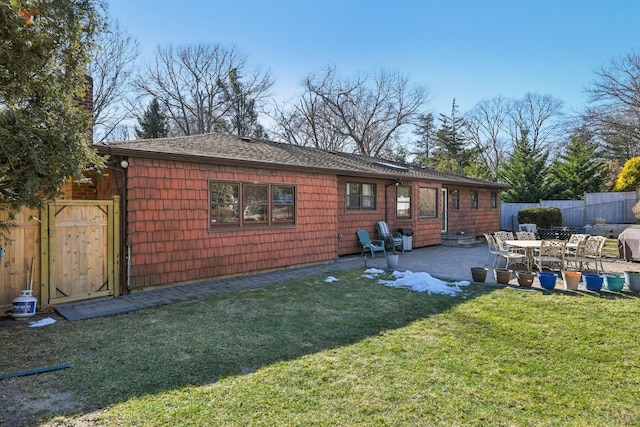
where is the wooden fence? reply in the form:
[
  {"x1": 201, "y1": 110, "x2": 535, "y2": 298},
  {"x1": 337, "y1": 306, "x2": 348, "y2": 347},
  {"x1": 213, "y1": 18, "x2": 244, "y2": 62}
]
[{"x1": 0, "y1": 197, "x2": 120, "y2": 312}]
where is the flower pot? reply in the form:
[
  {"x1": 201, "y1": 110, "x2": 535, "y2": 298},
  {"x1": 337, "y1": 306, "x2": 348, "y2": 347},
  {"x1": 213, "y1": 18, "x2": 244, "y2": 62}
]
[
  {"x1": 516, "y1": 271, "x2": 536, "y2": 287},
  {"x1": 583, "y1": 274, "x2": 604, "y2": 292},
  {"x1": 493, "y1": 268, "x2": 513, "y2": 285},
  {"x1": 624, "y1": 271, "x2": 640, "y2": 292},
  {"x1": 562, "y1": 270, "x2": 582, "y2": 291},
  {"x1": 471, "y1": 267, "x2": 488, "y2": 283},
  {"x1": 386, "y1": 254, "x2": 399, "y2": 270},
  {"x1": 604, "y1": 274, "x2": 625, "y2": 292},
  {"x1": 538, "y1": 272, "x2": 557, "y2": 290}
]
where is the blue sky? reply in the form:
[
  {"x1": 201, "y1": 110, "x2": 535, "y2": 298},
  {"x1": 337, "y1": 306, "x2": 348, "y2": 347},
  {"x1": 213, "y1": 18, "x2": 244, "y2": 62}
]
[{"x1": 107, "y1": 0, "x2": 640, "y2": 117}]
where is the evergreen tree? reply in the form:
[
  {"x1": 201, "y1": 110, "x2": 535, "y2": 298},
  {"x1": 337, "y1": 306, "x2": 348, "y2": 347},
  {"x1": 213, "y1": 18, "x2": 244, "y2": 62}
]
[
  {"x1": 547, "y1": 136, "x2": 609, "y2": 199},
  {"x1": 412, "y1": 113, "x2": 437, "y2": 167},
  {"x1": 431, "y1": 99, "x2": 471, "y2": 174},
  {"x1": 498, "y1": 128, "x2": 550, "y2": 202},
  {"x1": 135, "y1": 98, "x2": 169, "y2": 139},
  {"x1": 220, "y1": 68, "x2": 266, "y2": 138}
]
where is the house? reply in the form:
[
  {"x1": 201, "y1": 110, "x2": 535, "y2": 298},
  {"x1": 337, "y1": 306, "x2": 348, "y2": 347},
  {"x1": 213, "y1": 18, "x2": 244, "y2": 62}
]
[{"x1": 88, "y1": 132, "x2": 507, "y2": 293}]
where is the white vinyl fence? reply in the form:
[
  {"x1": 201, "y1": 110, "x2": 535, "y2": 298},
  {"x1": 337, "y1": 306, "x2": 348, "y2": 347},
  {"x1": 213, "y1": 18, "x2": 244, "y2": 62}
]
[{"x1": 501, "y1": 191, "x2": 638, "y2": 231}]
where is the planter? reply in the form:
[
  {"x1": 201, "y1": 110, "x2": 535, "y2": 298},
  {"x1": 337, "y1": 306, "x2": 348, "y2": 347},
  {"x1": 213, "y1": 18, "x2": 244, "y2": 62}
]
[
  {"x1": 538, "y1": 272, "x2": 557, "y2": 290},
  {"x1": 562, "y1": 270, "x2": 582, "y2": 291},
  {"x1": 604, "y1": 274, "x2": 625, "y2": 292},
  {"x1": 494, "y1": 268, "x2": 513, "y2": 285},
  {"x1": 471, "y1": 267, "x2": 488, "y2": 283},
  {"x1": 583, "y1": 274, "x2": 604, "y2": 292},
  {"x1": 516, "y1": 271, "x2": 536, "y2": 287},
  {"x1": 624, "y1": 271, "x2": 640, "y2": 292},
  {"x1": 386, "y1": 254, "x2": 399, "y2": 270}
]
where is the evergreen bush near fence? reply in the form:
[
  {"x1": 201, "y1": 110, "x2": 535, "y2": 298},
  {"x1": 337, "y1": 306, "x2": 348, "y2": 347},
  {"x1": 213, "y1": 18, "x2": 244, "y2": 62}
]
[{"x1": 518, "y1": 207, "x2": 563, "y2": 229}]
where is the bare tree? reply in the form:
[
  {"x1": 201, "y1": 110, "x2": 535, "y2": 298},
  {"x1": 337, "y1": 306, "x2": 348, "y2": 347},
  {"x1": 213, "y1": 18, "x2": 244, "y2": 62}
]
[
  {"x1": 463, "y1": 96, "x2": 511, "y2": 180},
  {"x1": 508, "y1": 92, "x2": 564, "y2": 152},
  {"x1": 301, "y1": 66, "x2": 429, "y2": 157},
  {"x1": 135, "y1": 43, "x2": 273, "y2": 137},
  {"x1": 584, "y1": 50, "x2": 640, "y2": 158},
  {"x1": 89, "y1": 18, "x2": 140, "y2": 142},
  {"x1": 269, "y1": 91, "x2": 350, "y2": 152}
]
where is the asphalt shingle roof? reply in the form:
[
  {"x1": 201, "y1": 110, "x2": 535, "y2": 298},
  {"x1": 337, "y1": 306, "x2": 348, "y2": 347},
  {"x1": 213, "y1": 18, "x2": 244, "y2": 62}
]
[{"x1": 98, "y1": 132, "x2": 508, "y2": 189}]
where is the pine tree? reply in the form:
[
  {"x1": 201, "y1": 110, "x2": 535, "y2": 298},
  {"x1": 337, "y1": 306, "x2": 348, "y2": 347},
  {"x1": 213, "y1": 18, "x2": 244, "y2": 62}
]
[
  {"x1": 548, "y1": 136, "x2": 608, "y2": 199},
  {"x1": 431, "y1": 99, "x2": 470, "y2": 173},
  {"x1": 412, "y1": 113, "x2": 437, "y2": 167},
  {"x1": 220, "y1": 68, "x2": 266, "y2": 138},
  {"x1": 498, "y1": 128, "x2": 550, "y2": 202},
  {"x1": 135, "y1": 98, "x2": 169, "y2": 139}
]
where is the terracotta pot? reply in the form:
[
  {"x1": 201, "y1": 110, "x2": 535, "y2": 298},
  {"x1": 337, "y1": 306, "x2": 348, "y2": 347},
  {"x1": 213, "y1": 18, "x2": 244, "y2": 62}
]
[
  {"x1": 494, "y1": 268, "x2": 513, "y2": 285},
  {"x1": 562, "y1": 270, "x2": 582, "y2": 291},
  {"x1": 471, "y1": 267, "x2": 488, "y2": 283},
  {"x1": 516, "y1": 271, "x2": 536, "y2": 287}
]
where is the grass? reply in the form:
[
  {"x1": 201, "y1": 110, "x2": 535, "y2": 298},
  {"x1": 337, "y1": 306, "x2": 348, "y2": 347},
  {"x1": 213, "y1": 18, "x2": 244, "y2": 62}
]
[
  {"x1": 2, "y1": 268, "x2": 640, "y2": 426},
  {"x1": 603, "y1": 237, "x2": 619, "y2": 257}
]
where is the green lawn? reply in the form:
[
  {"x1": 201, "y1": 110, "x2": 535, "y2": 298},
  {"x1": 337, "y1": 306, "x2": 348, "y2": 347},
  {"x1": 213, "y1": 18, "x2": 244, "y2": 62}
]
[{"x1": 2, "y1": 269, "x2": 640, "y2": 426}]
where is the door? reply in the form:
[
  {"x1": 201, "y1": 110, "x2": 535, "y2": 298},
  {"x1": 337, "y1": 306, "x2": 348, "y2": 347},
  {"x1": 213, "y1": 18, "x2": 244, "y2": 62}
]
[
  {"x1": 43, "y1": 198, "x2": 120, "y2": 305},
  {"x1": 441, "y1": 188, "x2": 448, "y2": 233}
]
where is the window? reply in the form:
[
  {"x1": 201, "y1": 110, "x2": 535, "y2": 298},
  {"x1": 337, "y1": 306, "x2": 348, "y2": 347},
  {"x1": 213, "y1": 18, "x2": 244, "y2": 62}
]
[
  {"x1": 451, "y1": 189, "x2": 460, "y2": 209},
  {"x1": 471, "y1": 190, "x2": 478, "y2": 209},
  {"x1": 210, "y1": 181, "x2": 296, "y2": 228},
  {"x1": 346, "y1": 183, "x2": 376, "y2": 210},
  {"x1": 396, "y1": 185, "x2": 411, "y2": 218},
  {"x1": 419, "y1": 187, "x2": 437, "y2": 219},
  {"x1": 491, "y1": 192, "x2": 498, "y2": 209}
]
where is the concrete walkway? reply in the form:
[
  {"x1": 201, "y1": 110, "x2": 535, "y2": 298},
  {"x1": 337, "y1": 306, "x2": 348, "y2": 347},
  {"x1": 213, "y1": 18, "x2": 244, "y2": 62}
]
[{"x1": 54, "y1": 244, "x2": 640, "y2": 321}]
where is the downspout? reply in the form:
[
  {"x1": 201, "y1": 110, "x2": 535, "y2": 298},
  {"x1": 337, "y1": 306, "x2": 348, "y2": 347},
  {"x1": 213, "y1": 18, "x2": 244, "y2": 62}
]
[{"x1": 104, "y1": 155, "x2": 129, "y2": 293}]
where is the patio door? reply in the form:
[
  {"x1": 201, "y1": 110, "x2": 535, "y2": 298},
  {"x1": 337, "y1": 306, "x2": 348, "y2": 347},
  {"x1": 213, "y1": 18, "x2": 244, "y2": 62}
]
[{"x1": 441, "y1": 188, "x2": 448, "y2": 233}]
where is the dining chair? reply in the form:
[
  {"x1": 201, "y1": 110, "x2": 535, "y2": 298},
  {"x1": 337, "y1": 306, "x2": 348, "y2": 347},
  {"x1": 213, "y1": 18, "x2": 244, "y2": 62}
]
[
  {"x1": 516, "y1": 231, "x2": 537, "y2": 240},
  {"x1": 483, "y1": 233, "x2": 499, "y2": 267},
  {"x1": 533, "y1": 239, "x2": 566, "y2": 272},
  {"x1": 494, "y1": 235, "x2": 527, "y2": 269}
]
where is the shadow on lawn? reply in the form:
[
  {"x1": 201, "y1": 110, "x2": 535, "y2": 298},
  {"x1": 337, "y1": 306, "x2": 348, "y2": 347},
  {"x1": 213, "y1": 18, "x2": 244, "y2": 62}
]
[{"x1": 1, "y1": 268, "x2": 500, "y2": 425}]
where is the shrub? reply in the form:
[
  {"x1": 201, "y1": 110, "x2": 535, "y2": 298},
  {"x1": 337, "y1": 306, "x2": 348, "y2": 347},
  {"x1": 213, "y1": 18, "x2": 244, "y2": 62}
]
[
  {"x1": 518, "y1": 207, "x2": 563, "y2": 229},
  {"x1": 613, "y1": 157, "x2": 640, "y2": 191}
]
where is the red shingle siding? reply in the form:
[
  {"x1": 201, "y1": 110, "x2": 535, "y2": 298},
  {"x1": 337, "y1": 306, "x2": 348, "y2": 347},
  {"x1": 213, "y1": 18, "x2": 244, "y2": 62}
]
[
  {"x1": 126, "y1": 158, "x2": 338, "y2": 290},
  {"x1": 446, "y1": 188, "x2": 500, "y2": 236}
]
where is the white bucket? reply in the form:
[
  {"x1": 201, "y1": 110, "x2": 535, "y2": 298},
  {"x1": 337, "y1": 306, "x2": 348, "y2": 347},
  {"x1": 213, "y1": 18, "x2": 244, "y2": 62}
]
[{"x1": 11, "y1": 290, "x2": 37, "y2": 319}]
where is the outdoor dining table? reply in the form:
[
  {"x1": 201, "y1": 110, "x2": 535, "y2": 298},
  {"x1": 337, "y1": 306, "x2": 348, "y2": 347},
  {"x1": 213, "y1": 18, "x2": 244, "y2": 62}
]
[{"x1": 504, "y1": 239, "x2": 578, "y2": 271}]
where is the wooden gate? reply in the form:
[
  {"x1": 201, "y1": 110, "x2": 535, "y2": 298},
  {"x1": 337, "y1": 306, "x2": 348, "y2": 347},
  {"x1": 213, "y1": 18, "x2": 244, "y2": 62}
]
[{"x1": 41, "y1": 197, "x2": 121, "y2": 306}]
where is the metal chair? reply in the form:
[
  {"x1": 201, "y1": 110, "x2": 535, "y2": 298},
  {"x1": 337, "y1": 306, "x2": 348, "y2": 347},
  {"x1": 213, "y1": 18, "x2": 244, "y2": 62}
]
[
  {"x1": 357, "y1": 230, "x2": 386, "y2": 259},
  {"x1": 533, "y1": 239, "x2": 566, "y2": 272},
  {"x1": 516, "y1": 231, "x2": 537, "y2": 240}
]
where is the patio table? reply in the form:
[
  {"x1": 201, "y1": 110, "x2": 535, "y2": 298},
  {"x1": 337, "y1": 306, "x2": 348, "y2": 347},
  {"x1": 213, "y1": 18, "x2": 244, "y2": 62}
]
[{"x1": 505, "y1": 239, "x2": 578, "y2": 271}]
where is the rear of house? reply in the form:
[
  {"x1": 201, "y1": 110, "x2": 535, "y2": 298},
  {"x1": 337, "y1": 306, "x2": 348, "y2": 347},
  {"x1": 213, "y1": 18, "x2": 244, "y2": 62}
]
[{"x1": 88, "y1": 132, "x2": 506, "y2": 294}]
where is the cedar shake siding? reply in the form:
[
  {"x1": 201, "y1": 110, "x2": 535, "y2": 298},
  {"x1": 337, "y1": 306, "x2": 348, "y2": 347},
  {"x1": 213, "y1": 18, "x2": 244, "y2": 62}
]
[
  {"x1": 93, "y1": 132, "x2": 508, "y2": 291},
  {"x1": 123, "y1": 157, "x2": 338, "y2": 290}
]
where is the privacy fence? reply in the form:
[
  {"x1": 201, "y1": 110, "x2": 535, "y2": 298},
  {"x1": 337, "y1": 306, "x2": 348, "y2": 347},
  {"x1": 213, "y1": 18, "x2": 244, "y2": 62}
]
[{"x1": 501, "y1": 191, "x2": 639, "y2": 232}]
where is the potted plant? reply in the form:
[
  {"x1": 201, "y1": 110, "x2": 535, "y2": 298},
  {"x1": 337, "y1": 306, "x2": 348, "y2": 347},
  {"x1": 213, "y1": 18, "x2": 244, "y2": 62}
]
[
  {"x1": 516, "y1": 270, "x2": 536, "y2": 287},
  {"x1": 561, "y1": 270, "x2": 582, "y2": 291},
  {"x1": 493, "y1": 268, "x2": 513, "y2": 285},
  {"x1": 624, "y1": 271, "x2": 640, "y2": 292},
  {"x1": 470, "y1": 267, "x2": 488, "y2": 282},
  {"x1": 538, "y1": 272, "x2": 557, "y2": 290},
  {"x1": 583, "y1": 274, "x2": 604, "y2": 292}
]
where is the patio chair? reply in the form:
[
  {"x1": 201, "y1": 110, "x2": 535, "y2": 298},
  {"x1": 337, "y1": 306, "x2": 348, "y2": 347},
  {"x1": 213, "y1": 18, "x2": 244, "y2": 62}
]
[
  {"x1": 357, "y1": 230, "x2": 386, "y2": 259},
  {"x1": 376, "y1": 221, "x2": 404, "y2": 254},
  {"x1": 516, "y1": 231, "x2": 537, "y2": 240},
  {"x1": 533, "y1": 239, "x2": 566, "y2": 272},
  {"x1": 483, "y1": 233, "x2": 499, "y2": 267},
  {"x1": 494, "y1": 235, "x2": 528, "y2": 269},
  {"x1": 572, "y1": 235, "x2": 606, "y2": 273},
  {"x1": 494, "y1": 231, "x2": 515, "y2": 241}
]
